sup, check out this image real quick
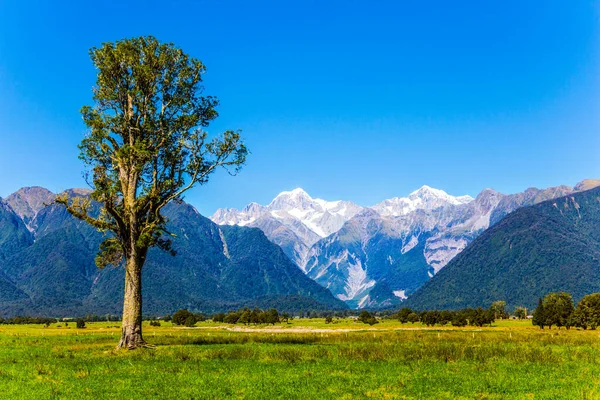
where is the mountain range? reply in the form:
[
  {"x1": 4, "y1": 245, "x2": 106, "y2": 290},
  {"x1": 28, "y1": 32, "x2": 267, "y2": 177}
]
[
  {"x1": 0, "y1": 178, "x2": 597, "y2": 316},
  {"x1": 0, "y1": 187, "x2": 346, "y2": 317},
  {"x1": 405, "y1": 184, "x2": 600, "y2": 311},
  {"x1": 212, "y1": 181, "x2": 593, "y2": 308}
]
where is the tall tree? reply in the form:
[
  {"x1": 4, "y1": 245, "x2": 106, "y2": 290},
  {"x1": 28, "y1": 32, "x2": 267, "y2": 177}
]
[
  {"x1": 490, "y1": 300, "x2": 507, "y2": 319},
  {"x1": 538, "y1": 292, "x2": 574, "y2": 329},
  {"x1": 56, "y1": 36, "x2": 247, "y2": 349},
  {"x1": 532, "y1": 298, "x2": 546, "y2": 329},
  {"x1": 571, "y1": 293, "x2": 600, "y2": 330}
]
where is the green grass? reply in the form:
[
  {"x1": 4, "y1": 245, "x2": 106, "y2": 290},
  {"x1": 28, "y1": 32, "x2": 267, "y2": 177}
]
[{"x1": 0, "y1": 319, "x2": 599, "y2": 399}]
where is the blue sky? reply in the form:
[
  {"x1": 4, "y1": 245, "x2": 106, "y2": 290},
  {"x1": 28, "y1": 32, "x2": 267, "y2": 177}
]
[{"x1": 0, "y1": 1, "x2": 599, "y2": 215}]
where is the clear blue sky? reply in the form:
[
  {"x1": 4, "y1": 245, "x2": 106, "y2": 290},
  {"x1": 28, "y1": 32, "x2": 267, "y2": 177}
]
[{"x1": 1, "y1": 1, "x2": 599, "y2": 215}]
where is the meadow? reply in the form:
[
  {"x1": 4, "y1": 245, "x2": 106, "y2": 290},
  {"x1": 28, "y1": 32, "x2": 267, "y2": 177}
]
[{"x1": 0, "y1": 319, "x2": 599, "y2": 399}]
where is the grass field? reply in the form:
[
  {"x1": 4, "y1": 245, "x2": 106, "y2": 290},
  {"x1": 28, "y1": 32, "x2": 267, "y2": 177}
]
[{"x1": 0, "y1": 319, "x2": 599, "y2": 399}]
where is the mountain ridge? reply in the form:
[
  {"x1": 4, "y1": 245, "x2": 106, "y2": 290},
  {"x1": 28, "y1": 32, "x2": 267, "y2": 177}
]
[
  {"x1": 211, "y1": 180, "x2": 597, "y2": 308},
  {"x1": 404, "y1": 186, "x2": 600, "y2": 310},
  {"x1": 0, "y1": 188, "x2": 347, "y2": 317}
]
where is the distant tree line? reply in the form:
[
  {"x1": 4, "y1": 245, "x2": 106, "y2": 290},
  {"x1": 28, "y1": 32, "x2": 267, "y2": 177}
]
[
  {"x1": 392, "y1": 307, "x2": 497, "y2": 327},
  {"x1": 212, "y1": 308, "x2": 283, "y2": 325},
  {"x1": 533, "y1": 292, "x2": 600, "y2": 330},
  {"x1": 0, "y1": 316, "x2": 57, "y2": 325}
]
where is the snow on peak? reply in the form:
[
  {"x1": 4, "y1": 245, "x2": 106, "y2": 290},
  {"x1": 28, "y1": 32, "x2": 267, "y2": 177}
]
[
  {"x1": 272, "y1": 187, "x2": 311, "y2": 200},
  {"x1": 268, "y1": 188, "x2": 315, "y2": 211},
  {"x1": 372, "y1": 186, "x2": 473, "y2": 217},
  {"x1": 210, "y1": 188, "x2": 363, "y2": 254}
]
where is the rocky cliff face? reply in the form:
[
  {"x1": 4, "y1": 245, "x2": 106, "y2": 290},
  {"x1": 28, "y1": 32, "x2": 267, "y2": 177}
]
[{"x1": 5, "y1": 186, "x2": 55, "y2": 232}]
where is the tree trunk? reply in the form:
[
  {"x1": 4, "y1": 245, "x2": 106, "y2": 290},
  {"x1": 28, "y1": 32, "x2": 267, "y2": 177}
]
[{"x1": 117, "y1": 256, "x2": 145, "y2": 349}]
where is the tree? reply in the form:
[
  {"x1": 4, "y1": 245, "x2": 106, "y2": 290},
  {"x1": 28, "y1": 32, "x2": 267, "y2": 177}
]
[
  {"x1": 407, "y1": 312, "x2": 419, "y2": 324},
  {"x1": 212, "y1": 313, "x2": 226, "y2": 323},
  {"x1": 532, "y1": 298, "x2": 546, "y2": 329},
  {"x1": 172, "y1": 309, "x2": 194, "y2": 326},
  {"x1": 514, "y1": 307, "x2": 527, "y2": 320},
  {"x1": 451, "y1": 313, "x2": 467, "y2": 327},
  {"x1": 55, "y1": 36, "x2": 247, "y2": 349},
  {"x1": 76, "y1": 319, "x2": 86, "y2": 329},
  {"x1": 421, "y1": 311, "x2": 440, "y2": 326},
  {"x1": 572, "y1": 293, "x2": 600, "y2": 330},
  {"x1": 238, "y1": 310, "x2": 251, "y2": 325},
  {"x1": 542, "y1": 292, "x2": 574, "y2": 329},
  {"x1": 223, "y1": 312, "x2": 240, "y2": 324},
  {"x1": 490, "y1": 301, "x2": 507, "y2": 319},
  {"x1": 468, "y1": 308, "x2": 495, "y2": 327},
  {"x1": 396, "y1": 308, "x2": 412, "y2": 324},
  {"x1": 264, "y1": 309, "x2": 280, "y2": 325},
  {"x1": 357, "y1": 310, "x2": 378, "y2": 325}
]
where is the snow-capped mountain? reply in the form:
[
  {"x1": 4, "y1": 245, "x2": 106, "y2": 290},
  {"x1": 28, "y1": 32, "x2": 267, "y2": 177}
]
[
  {"x1": 210, "y1": 188, "x2": 363, "y2": 266},
  {"x1": 211, "y1": 181, "x2": 593, "y2": 309},
  {"x1": 306, "y1": 184, "x2": 577, "y2": 308},
  {"x1": 372, "y1": 185, "x2": 473, "y2": 217}
]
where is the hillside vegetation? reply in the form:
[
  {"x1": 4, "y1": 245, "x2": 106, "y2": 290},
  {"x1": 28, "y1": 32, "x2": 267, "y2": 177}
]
[
  {"x1": 0, "y1": 189, "x2": 346, "y2": 317},
  {"x1": 406, "y1": 187, "x2": 600, "y2": 310}
]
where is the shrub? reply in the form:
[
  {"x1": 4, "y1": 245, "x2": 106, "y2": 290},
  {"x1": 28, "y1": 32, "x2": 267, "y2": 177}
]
[
  {"x1": 212, "y1": 313, "x2": 226, "y2": 323},
  {"x1": 184, "y1": 316, "x2": 196, "y2": 327},
  {"x1": 407, "y1": 313, "x2": 419, "y2": 324},
  {"x1": 357, "y1": 311, "x2": 378, "y2": 325},
  {"x1": 172, "y1": 309, "x2": 194, "y2": 326}
]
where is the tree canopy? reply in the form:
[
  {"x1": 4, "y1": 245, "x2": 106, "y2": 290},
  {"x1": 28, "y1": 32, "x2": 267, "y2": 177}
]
[{"x1": 56, "y1": 36, "x2": 247, "y2": 349}]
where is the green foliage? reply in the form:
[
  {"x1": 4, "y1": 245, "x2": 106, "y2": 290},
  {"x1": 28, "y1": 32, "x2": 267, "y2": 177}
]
[
  {"x1": 76, "y1": 319, "x2": 86, "y2": 329},
  {"x1": 394, "y1": 307, "x2": 496, "y2": 327},
  {"x1": 212, "y1": 313, "x2": 225, "y2": 323},
  {"x1": 0, "y1": 199, "x2": 346, "y2": 317},
  {"x1": 396, "y1": 307, "x2": 412, "y2": 323},
  {"x1": 490, "y1": 301, "x2": 508, "y2": 319},
  {"x1": 407, "y1": 312, "x2": 419, "y2": 323},
  {"x1": 215, "y1": 307, "x2": 284, "y2": 325},
  {"x1": 357, "y1": 311, "x2": 378, "y2": 325},
  {"x1": 451, "y1": 313, "x2": 468, "y2": 327},
  {"x1": 172, "y1": 309, "x2": 206, "y2": 326},
  {"x1": 0, "y1": 316, "x2": 57, "y2": 325},
  {"x1": 56, "y1": 36, "x2": 247, "y2": 269},
  {"x1": 542, "y1": 292, "x2": 574, "y2": 329},
  {"x1": 264, "y1": 309, "x2": 280, "y2": 325},
  {"x1": 514, "y1": 307, "x2": 527, "y2": 320},
  {"x1": 533, "y1": 293, "x2": 575, "y2": 329},
  {"x1": 570, "y1": 293, "x2": 600, "y2": 330},
  {"x1": 325, "y1": 316, "x2": 333, "y2": 324},
  {"x1": 533, "y1": 298, "x2": 546, "y2": 328}
]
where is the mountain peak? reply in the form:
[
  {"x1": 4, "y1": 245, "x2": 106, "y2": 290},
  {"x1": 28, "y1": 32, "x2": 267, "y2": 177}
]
[
  {"x1": 374, "y1": 186, "x2": 473, "y2": 217},
  {"x1": 574, "y1": 179, "x2": 600, "y2": 192},
  {"x1": 273, "y1": 188, "x2": 311, "y2": 199},
  {"x1": 410, "y1": 185, "x2": 449, "y2": 198},
  {"x1": 5, "y1": 186, "x2": 56, "y2": 228}
]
